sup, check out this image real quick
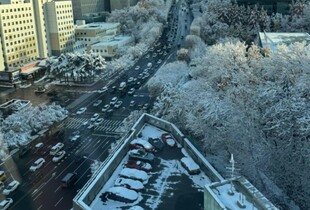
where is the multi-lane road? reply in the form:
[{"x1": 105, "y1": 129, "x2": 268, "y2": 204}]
[{"x1": 0, "y1": 1, "x2": 192, "y2": 209}]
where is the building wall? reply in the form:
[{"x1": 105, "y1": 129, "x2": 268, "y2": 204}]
[
  {"x1": 0, "y1": 42, "x2": 5, "y2": 72},
  {"x1": 0, "y1": 1, "x2": 39, "y2": 69},
  {"x1": 71, "y1": 0, "x2": 105, "y2": 20},
  {"x1": 237, "y1": 0, "x2": 291, "y2": 14},
  {"x1": 45, "y1": 1, "x2": 75, "y2": 56},
  {"x1": 32, "y1": 0, "x2": 49, "y2": 58},
  {"x1": 110, "y1": 0, "x2": 138, "y2": 11},
  {"x1": 204, "y1": 186, "x2": 225, "y2": 210}
]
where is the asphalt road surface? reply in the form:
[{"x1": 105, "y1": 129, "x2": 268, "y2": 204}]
[{"x1": 0, "y1": 1, "x2": 191, "y2": 209}]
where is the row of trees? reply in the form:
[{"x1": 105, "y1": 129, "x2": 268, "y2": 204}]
[
  {"x1": 148, "y1": 39, "x2": 310, "y2": 209},
  {"x1": 106, "y1": 0, "x2": 172, "y2": 72},
  {"x1": 0, "y1": 104, "x2": 68, "y2": 158},
  {"x1": 46, "y1": 52, "x2": 107, "y2": 84},
  {"x1": 190, "y1": 0, "x2": 310, "y2": 44}
]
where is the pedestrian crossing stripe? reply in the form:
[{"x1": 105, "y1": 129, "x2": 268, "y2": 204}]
[{"x1": 60, "y1": 117, "x2": 123, "y2": 132}]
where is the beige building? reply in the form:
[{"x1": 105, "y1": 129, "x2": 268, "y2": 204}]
[
  {"x1": 32, "y1": 0, "x2": 49, "y2": 59},
  {"x1": 90, "y1": 35, "x2": 133, "y2": 58},
  {"x1": 0, "y1": 42, "x2": 5, "y2": 72},
  {"x1": 45, "y1": 0, "x2": 75, "y2": 56},
  {"x1": 0, "y1": 0, "x2": 39, "y2": 69},
  {"x1": 75, "y1": 22, "x2": 120, "y2": 45},
  {"x1": 110, "y1": 0, "x2": 138, "y2": 11}
]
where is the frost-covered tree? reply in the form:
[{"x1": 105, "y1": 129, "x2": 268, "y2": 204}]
[
  {"x1": 148, "y1": 41, "x2": 310, "y2": 209},
  {"x1": 46, "y1": 52, "x2": 107, "y2": 84},
  {"x1": 0, "y1": 104, "x2": 68, "y2": 149}
]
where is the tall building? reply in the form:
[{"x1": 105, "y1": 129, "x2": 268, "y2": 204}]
[
  {"x1": 110, "y1": 0, "x2": 138, "y2": 11},
  {"x1": 0, "y1": 0, "x2": 39, "y2": 69},
  {"x1": 237, "y1": 0, "x2": 291, "y2": 14},
  {"x1": 0, "y1": 42, "x2": 5, "y2": 72},
  {"x1": 32, "y1": 0, "x2": 49, "y2": 59},
  {"x1": 45, "y1": 0, "x2": 75, "y2": 56},
  {"x1": 71, "y1": 0, "x2": 105, "y2": 21}
]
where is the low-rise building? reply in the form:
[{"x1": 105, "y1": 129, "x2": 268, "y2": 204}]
[
  {"x1": 73, "y1": 113, "x2": 278, "y2": 210},
  {"x1": 204, "y1": 177, "x2": 278, "y2": 210},
  {"x1": 259, "y1": 32, "x2": 310, "y2": 52},
  {"x1": 90, "y1": 36, "x2": 134, "y2": 58}
]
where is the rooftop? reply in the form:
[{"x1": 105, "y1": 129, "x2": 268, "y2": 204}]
[
  {"x1": 75, "y1": 22, "x2": 120, "y2": 30},
  {"x1": 92, "y1": 36, "x2": 133, "y2": 47},
  {"x1": 259, "y1": 32, "x2": 310, "y2": 51}
]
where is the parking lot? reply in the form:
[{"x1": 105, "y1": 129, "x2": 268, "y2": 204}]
[{"x1": 90, "y1": 124, "x2": 210, "y2": 210}]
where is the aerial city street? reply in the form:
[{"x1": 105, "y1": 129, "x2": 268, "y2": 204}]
[{"x1": 0, "y1": 0, "x2": 309, "y2": 210}]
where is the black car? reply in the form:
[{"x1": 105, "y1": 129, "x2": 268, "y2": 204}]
[{"x1": 148, "y1": 137, "x2": 165, "y2": 152}]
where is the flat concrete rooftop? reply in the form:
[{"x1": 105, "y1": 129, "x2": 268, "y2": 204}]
[{"x1": 89, "y1": 124, "x2": 211, "y2": 209}]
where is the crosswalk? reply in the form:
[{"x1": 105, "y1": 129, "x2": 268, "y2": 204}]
[{"x1": 59, "y1": 117, "x2": 123, "y2": 133}]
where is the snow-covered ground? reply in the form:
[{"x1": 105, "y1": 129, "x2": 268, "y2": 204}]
[{"x1": 90, "y1": 124, "x2": 211, "y2": 210}]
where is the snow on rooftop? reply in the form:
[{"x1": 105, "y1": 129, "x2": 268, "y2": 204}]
[
  {"x1": 75, "y1": 22, "x2": 119, "y2": 30},
  {"x1": 90, "y1": 123, "x2": 211, "y2": 209},
  {"x1": 92, "y1": 36, "x2": 132, "y2": 47},
  {"x1": 259, "y1": 32, "x2": 310, "y2": 51},
  {"x1": 181, "y1": 157, "x2": 200, "y2": 171},
  {"x1": 212, "y1": 183, "x2": 258, "y2": 210},
  {"x1": 107, "y1": 186, "x2": 138, "y2": 200}
]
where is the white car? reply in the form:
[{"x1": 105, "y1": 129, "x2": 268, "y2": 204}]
[
  {"x1": 50, "y1": 142, "x2": 64, "y2": 155},
  {"x1": 134, "y1": 66, "x2": 140, "y2": 71},
  {"x1": 52, "y1": 151, "x2": 66, "y2": 162},
  {"x1": 82, "y1": 121, "x2": 88, "y2": 126},
  {"x1": 3, "y1": 181, "x2": 20, "y2": 195},
  {"x1": 70, "y1": 135, "x2": 80, "y2": 142},
  {"x1": 90, "y1": 113, "x2": 100, "y2": 122},
  {"x1": 129, "y1": 100, "x2": 136, "y2": 107},
  {"x1": 30, "y1": 158, "x2": 45, "y2": 172},
  {"x1": 128, "y1": 88, "x2": 135, "y2": 95},
  {"x1": 0, "y1": 198, "x2": 13, "y2": 209},
  {"x1": 157, "y1": 59, "x2": 162, "y2": 64},
  {"x1": 102, "y1": 104, "x2": 110, "y2": 112},
  {"x1": 76, "y1": 107, "x2": 87, "y2": 114},
  {"x1": 101, "y1": 86, "x2": 108, "y2": 92},
  {"x1": 94, "y1": 118, "x2": 103, "y2": 126},
  {"x1": 93, "y1": 100, "x2": 102, "y2": 107},
  {"x1": 110, "y1": 97, "x2": 118, "y2": 105},
  {"x1": 114, "y1": 101, "x2": 123, "y2": 109}
]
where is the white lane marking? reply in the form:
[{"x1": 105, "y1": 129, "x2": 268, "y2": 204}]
[
  {"x1": 54, "y1": 185, "x2": 61, "y2": 193},
  {"x1": 33, "y1": 191, "x2": 43, "y2": 201},
  {"x1": 54, "y1": 197, "x2": 63, "y2": 207}
]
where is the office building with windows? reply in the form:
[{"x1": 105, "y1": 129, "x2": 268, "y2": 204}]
[
  {"x1": 71, "y1": 0, "x2": 105, "y2": 22},
  {"x1": 45, "y1": 0, "x2": 75, "y2": 56},
  {"x1": 0, "y1": 0, "x2": 39, "y2": 69}
]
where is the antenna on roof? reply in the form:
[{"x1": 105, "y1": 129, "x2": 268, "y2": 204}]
[{"x1": 226, "y1": 153, "x2": 240, "y2": 195}]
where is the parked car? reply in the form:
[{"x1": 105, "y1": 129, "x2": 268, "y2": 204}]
[
  {"x1": 50, "y1": 142, "x2": 64, "y2": 155},
  {"x1": 128, "y1": 149, "x2": 154, "y2": 163},
  {"x1": 90, "y1": 113, "x2": 100, "y2": 122},
  {"x1": 130, "y1": 139, "x2": 154, "y2": 152},
  {"x1": 0, "y1": 198, "x2": 13, "y2": 210},
  {"x1": 76, "y1": 107, "x2": 87, "y2": 114},
  {"x1": 94, "y1": 118, "x2": 103, "y2": 126},
  {"x1": 128, "y1": 88, "x2": 135, "y2": 95},
  {"x1": 3, "y1": 180, "x2": 20, "y2": 195},
  {"x1": 102, "y1": 104, "x2": 110, "y2": 112},
  {"x1": 181, "y1": 157, "x2": 200, "y2": 175},
  {"x1": 128, "y1": 77, "x2": 135, "y2": 84},
  {"x1": 120, "y1": 168, "x2": 148, "y2": 184},
  {"x1": 129, "y1": 100, "x2": 136, "y2": 107},
  {"x1": 126, "y1": 160, "x2": 152, "y2": 172},
  {"x1": 148, "y1": 137, "x2": 165, "y2": 152},
  {"x1": 103, "y1": 186, "x2": 138, "y2": 203},
  {"x1": 134, "y1": 66, "x2": 140, "y2": 71},
  {"x1": 0, "y1": 171, "x2": 5, "y2": 182},
  {"x1": 93, "y1": 100, "x2": 102, "y2": 107},
  {"x1": 161, "y1": 133, "x2": 176, "y2": 147},
  {"x1": 52, "y1": 151, "x2": 66, "y2": 162},
  {"x1": 82, "y1": 121, "x2": 89, "y2": 126},
  {"x1": 110, "y1": 97, "x2": 118, "y2": 105},
  {"x1": 30, "y1": 158, "x2": 45, "y2": 172},
  {"x1": 114, "y1": 178, "x2": 144, "y2": 192}
]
